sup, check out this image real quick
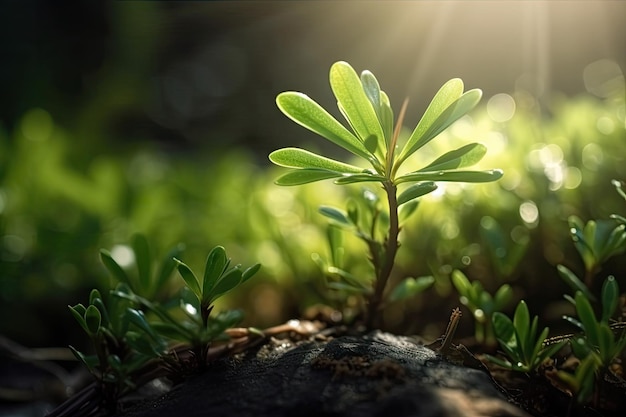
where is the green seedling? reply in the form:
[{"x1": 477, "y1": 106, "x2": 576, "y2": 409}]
[
  {"x1": 269, "y1": 60, "x2": 502, "y2": 327},
  {"x1": 567, "y1": 216, "x2": 626, "y2": 287},
  {"x1": 67, "y1": 241, "x2": 260, "y2": 412},
  {"x1": 68, "y1": 288, "x2": 168, "y2": 411},
  {"x1": 556, "y1": 276, "x2": 626, "y2": 404},
  {"x1": 451, "y1": 269, "x2": 513, "y2": 345},
  {"x1": 486, "y1": 300, "x2": 565, "y2": 373},
  {"x1": 169, "y1": 246, "x2": 260, "y2": 364}
]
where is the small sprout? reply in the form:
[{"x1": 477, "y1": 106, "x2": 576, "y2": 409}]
[{"x1": 486, "y1": 300, "x2": 565, "y2": 373}]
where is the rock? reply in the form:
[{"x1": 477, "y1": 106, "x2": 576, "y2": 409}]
[{"x1": 115, "y1": 331, "x2": 530, "y2": 417}]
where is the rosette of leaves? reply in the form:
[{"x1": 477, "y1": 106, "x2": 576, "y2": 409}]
[{"x1": 269, "y1": 61, "x2": 502, "y2": 327}]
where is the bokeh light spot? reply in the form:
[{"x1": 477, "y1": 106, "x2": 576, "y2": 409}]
[
  {"x1": 111, "y1": 245, "x2": 135, "y2": 268},
  {"x1": 596, "y1": 116, "x2": 615, "y2": 135},
  {"x1": 487, "y1": 93, "x2": 516, "y2": 122},
  {"x1": 582, "y1": 143, "x2": 604, "y2": 171},
  {"x1": 564, "y1": 167, "x2": 582, "y2": 189},
  {"x1": 519, "y1": 201, "x2": 539, "y2": 226}
]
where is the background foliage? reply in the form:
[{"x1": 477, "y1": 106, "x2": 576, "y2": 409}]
[{"x1": 0, "y1": 2, "x2": 625, "y2": 347}]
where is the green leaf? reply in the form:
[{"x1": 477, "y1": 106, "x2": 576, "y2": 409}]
[
  {"x1": 398, "y1": 79, "x2": 480, "y2": 164},
  {"x1": 389, "y1": 276, "x2": 435, "y2": 302},
  {"x1": 174, "y1": 258, "x2": 201, "y2": 302},
  {"x1": 69, "y1": 304, "x2": 89, "y2": 334},
  {"x1": 269, "y1": 148, "x2": 364, "y2": 174},
  {"x1": 347, "y1": 199, "x2": 359, "y2": 225},
  {"x1": 418, "y1": 143, "x2": 487, "y2": 172},
  {"x1": 100, "y1": 249, "x2": 133, "y2": 290},
  {"x1": 207, "y1": 267, "x2": 243, "y2": 304},
  {"x1": 89, "y1": 289, "x2": 102, "y2": 306},
  {"x1": 492, "y1": 311, "x2": 516, "y2": 349},
  {"x1": 603, "y1": 224, "x2": 626, "y2": 259},
  {"x1": 398, "y1": 79, "x2": 464, "y2": 161},
  {"x1": 274, "y1": 169, "x2": 342, "y2": 186},
  {"x1": 513, "y1": 301, "x2": 530, "y2": 355},
  {"x1": 360, "y1": 70, "x2": 382, "y2": 118},
  {"x1": 125, "y1": 308, "x2": 159, "y2": 341},
  {"x1": 451, "y1": 270, "x2": 472, "y2": 298},
  {"x1": 397, "y1": 182, "x2": 437, "y2": 205},
  {"x1": 131, "y1": 234, "x2": 152, "y2": 293},
  {"x1": 69, "y1": 346, "x2": 97, "y2": 374},
  {"x1": 203, "y1": 246, "x2": 229, "y2": 303},
  {"x1": 242, "y1": 263, "x2": 261, "y2": 283},
  {"x1": 557, "y1": 264, "x2": 596, "y2": 302},
  {"x1": 379, "y1": 91, "x2": 394, "y2": 144},
  {"x1": 334, "y1": 173, "x2": 386, "y2": 184},
  {"x1": 611, "y1": 214, "x2": 626, "y2": 225},
  {"x1": 85, "y1": 305, "x2": 101, "y2": 335},
  {"x1": 484, "y1": 354, "x2": 514, "y2": 370},
  {"x1": 276, "y1": 92, "x2": 371, "y2": 160},
  {"x1": 329, "y1": 61, "x2": 385, "y2": 148},
  {"x1": 319, "y1": 206, "x2": 351, "y2": 226},
  {"x1": 575, "y1": 291, "x2": 599, "y2": 347},
  {"x1": 396, "y1": 169, "x2": 503, "y2": 185},
  {"x1": 601, "y1": 276, "x2": 619, "y2": 323},
  {"x1": 327, "y1": 225, "x2": 344, "y2": 267},
  {"x1": 494, "y1": 284, "x2": 513, "y2": 310}
]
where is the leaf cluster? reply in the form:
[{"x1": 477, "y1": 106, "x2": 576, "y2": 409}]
[
  {"x1": 486, "y1": 301, "x2": 565, "y2": 373},
  {"x1": 69, "y1": 236, "x2": 260, "y2": 408},
  {"x1": 270, "y1": 61, "x2": 502, "y2": 194}
]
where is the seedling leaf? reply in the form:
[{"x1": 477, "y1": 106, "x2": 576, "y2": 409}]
[
  {"x1": 329, "y1": 61, "x2": 385, "y2": 147},
  {"x1": 203, "y1": 246, "x2": 229, "y2": 303},
  {"x1": 276, "y1": 92, "x2": 371, "y2": 159},
  {"x1": 269, "y1": 148, "x2": 363, "y2": 174},
  {"x1": 418, "y1": 143, "x2": 487, "y2": 172},
  {"x1": 100, "y1": 249, "x2": 133, "y2": 290},
  {"x1": 274, "y1": 169, "x2": 342, "y2": 186},
  {"x1": 396, "y1": 169, "x2": 503, "y2": 185},
  {"x1": 174, "y1": 258, "x2": 201, "y2": 302},
  {"x1": 397, "y1": 182, "x2": 437, "y2": 206}
]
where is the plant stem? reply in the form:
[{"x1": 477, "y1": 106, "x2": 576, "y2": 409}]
[{"x1": 365, "y1": 180, "x2": 400, "y2": 329}]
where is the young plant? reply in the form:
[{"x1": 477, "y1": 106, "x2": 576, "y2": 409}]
[
  {"x1": 68, "y1": 288, "x2": 169, "y2": 412},
  {"x1": 566, "y1": 215, "x2": 626, "y2": 287},
  {"x1": 269, "y1": 60, "x2": 502, "y2": 327},
  {"x1": 168, "y1": 246, "x2": 261, "y2": 365},
  {"x1": 66, "y1": 240, "x2": 260, "y2": 413},
  {"x1": 556, "y1": 276, "x2": 626, "y2": 404},
  {"x1": 451, "y1": 269, "x2": 513, "y2": 345},
  {"x1": 486, "y1": 300, "x2": 566, "y2": 373}
]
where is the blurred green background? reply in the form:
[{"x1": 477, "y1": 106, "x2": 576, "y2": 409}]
[{"x1": 0, "y1": 1, "x2": 625, "y2": 348}]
